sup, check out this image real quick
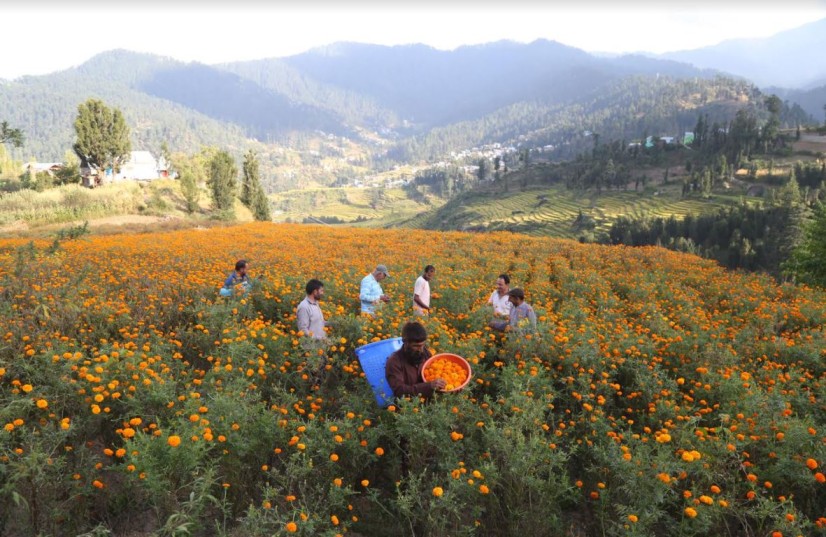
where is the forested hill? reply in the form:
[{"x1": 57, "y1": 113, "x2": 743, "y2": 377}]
[
  {"x1": 1, "y1": 42, "x2": 721, "y2": 162},
  {"x1": 274, "y1": 40, "x2": 716, "y2": 129},
  {"x1": 387, "y1": 75, "x2": 811, "y2": 163},
  {"x1": 0, "y1": 41, "x2": 812, "y2": 174}
]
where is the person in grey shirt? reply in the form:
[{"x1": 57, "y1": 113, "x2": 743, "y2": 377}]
[
  {"x1": 506, "y1": 288, "x2": 537, "y2": 332},
  {"x1": 296, "y1": 279, "x2": 328, "y2": 339},
  {"x1": 491, "y1": 287, "x2": 537, "y2": 332}
]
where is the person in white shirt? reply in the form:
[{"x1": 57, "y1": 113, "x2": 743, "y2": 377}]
[
  {"x1": 487, "y1": 274, "x2": 512, "y2": 326},
  {"x1": 413, "y1": 265, "x2": 435, "y2": 316}
]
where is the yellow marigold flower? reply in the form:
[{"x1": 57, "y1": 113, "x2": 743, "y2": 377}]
[
  {"x1": 432, "y1": 486, "x2": 444, "y2": 497},
  {"x1": 36, "y1": 399, "x2": 48, "y2": 409}
]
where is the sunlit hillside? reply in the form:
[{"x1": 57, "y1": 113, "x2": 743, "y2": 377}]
[{"x1": 1, "y1": 223, "x2": 825, "y2": 536}]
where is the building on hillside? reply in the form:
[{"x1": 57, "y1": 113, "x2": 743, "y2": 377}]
[
  {"x1": 115, "y1": 151, "x2": 161, "y2": 181},
  {"x1": 22, "y1": 162, "x2": 64, "y2": 176}
]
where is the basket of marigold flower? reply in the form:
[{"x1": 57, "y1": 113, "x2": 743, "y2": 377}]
[{"x1": 422, "y1": 353, "x2": 472, "y2": 393}]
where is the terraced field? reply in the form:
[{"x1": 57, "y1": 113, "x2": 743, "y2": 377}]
[
  {"x1": 400, "y1": 184, "x2": 748, "y2": 238},
  {"x1": 269, "y1": 186, "x2": 440, "y2": 226}
]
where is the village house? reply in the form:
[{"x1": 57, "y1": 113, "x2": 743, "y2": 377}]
[
  {"x1": 22, "y1": 162, "x2": 64, "y2": 176},
  {"x1": 81, "y1": 150, "x2": 168, "y2": 187}
]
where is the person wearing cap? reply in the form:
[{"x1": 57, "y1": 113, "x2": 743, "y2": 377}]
[
  {"x1": 385, "y1": 321, "x2": 445, "y2": 400},
  {"x1": 413, "y1": 265, "x2": 435, "y2": 316},
  {"x1": 360, "y1": 264, "x2": 391, "y2": 314}
]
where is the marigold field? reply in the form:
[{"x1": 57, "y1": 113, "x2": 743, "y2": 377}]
[{"x1": 1, "y1": 222, "x2": 825, "y2": 537}]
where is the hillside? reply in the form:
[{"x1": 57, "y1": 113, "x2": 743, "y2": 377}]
[{"x1": 0, "y1": 43, "x2": 717, "y2": 165}]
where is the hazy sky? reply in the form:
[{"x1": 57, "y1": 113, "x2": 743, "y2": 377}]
[{"x1": 3, "y1": 0, "x2": 826, "y2": 80}]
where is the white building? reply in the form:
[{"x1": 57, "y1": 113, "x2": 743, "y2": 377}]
[{"x1": 115, "y1": 151, "x2": 160, "y2": 181}]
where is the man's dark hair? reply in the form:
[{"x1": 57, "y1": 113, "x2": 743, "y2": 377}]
[
  {"x1": 305, "y1": 278, "x2": 324, "y2": 295},
  {"x1": 401, "y1": 321, "x2": 427, "y2": 343},
  {"x1": 424, "y1": 264, "x2": 435, "y2": 273},
  {"x1": 235, "y1": 260, "x2": 247, "y2": 272},
  {"x1": 498, "y1": 273, "x2": 510, "y2": 285}
]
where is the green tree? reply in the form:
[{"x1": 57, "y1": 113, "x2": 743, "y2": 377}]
[
  {"x1": 476, "y1": 159, "x2": 489, "y2": 182},
  {"x1": 250, "y1": 184, "x2": 272, "y2": 221},
  {"x1": 784, "y1": 202, "x2": 826, "y2": 286},
  {"x1": 208, "y1": 150, "x2": 237, "y2": 214},
  {"x1": 241, "y1": 149, "x2": 259, "y2": 207},
  {"x1": 72, "y1": 99, "x2": 131, "y2": 182},
  {"x1": 55, "y1": 150, "x2": 81, "y2": 185},
  {"x1": 241, "y1": 150, "x2": 271, "y2": 221},
  {"x1": 179, "y1": 170, "x2": 200, "y2": 214},
  {"x1": 0, "y1": 121, "x2": 24, "y2": 148},
  {"x1": 762, "y1": 95, "x2": 782, "y2": 152}
]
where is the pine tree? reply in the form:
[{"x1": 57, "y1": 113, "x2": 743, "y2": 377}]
[
  {"x1": 240, "y1": 150, "x2": 271, "y2": 221},
  {"x1": 241, "y1": 150, "x2": 258, "y2": 207},
  {"x1": 208, "y1": 150, "x2": 237, "y2": 215},
  {"x1": 784, "y1": 202, "x2": 826, "y2": 286},
  {"x1": 250, "y1": 185, "x2": 272, "y2": 221},
  {"x1": 0, "y1": 121, "x2": 24, "y2": 148}
]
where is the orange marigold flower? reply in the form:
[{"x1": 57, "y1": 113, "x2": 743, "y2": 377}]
[
  {"x1": 167, "y1": 435, "x2": 181, "y2": 447},
  {"x1": 684, "y1": 507, "x2": 697, "y2": 518},
  {"x1": 432, "y1": 486, "x2": 444, "y2": 497},
  {"x1": 285, "y1": 521, "x2": 298, "y2": 533},
  {"x1": 807, "y1": 458, "x2": 818, "y2": 470}
]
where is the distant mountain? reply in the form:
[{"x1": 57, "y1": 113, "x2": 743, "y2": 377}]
[
  {"x1": 280, "y1": 40, "x2": 717, "y2": 129},
  {"x1": 0, "y1": 41, "x2": 794, "y2": 186},
  {"x1": 659, "y1": 18, "x2": 826, "y2": 89}
]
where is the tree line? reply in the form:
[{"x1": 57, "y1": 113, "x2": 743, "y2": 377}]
[{"x1": 1, "y1": 99, "x2": 271, "y2": 221}]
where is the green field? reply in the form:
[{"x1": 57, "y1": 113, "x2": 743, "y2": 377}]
[
  {"x1": 392, "y1": 183, "x2": 748, "y2": 238},
  {"x1": 269, "y1": 186, "x2": 442, "y2": 227}
]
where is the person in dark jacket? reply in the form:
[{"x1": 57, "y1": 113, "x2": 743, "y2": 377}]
[{"x1": 385, "y1": 321, "x2": 445, "y2": 400}]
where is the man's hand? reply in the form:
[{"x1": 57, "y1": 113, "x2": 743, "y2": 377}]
[
  {"x1": 380, "y1": 294, "x2": 390, "y2": 303},
  {"x1": 430, "y1": 378, "x2": 447, "y2": 390}
]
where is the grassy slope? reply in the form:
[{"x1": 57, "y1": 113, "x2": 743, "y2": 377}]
[{"x1": 398, "y1": 183, "x2": 746, "y2": 239}]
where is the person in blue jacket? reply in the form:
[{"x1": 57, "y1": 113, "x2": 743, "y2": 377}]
[{"x1": 221, "y1": 259, "x2": 250, "y2": 297}]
